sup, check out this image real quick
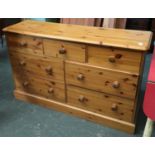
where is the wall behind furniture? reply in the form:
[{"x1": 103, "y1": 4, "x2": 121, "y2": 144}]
[{"x1": 31, "y1": 18, "x2": 60, "y2": 23}]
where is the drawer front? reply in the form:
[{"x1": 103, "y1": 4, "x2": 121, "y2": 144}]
[
  {"x1": 14, "y1": 74, "x2": 65, "y2": 102},
  {"x1": 44, "y1": 39, "x2": 86, "y2": 62},
  {"x1": 10, "y1": 52, "x2": 64, "y2": 81},
  {"x1": 67, "y1": 86, "x2": 134, "y2": 122},
  {"x1": 88, "y1": 46, "x2": 142, "y2": 74},
  {"x1": 66, "y1": 62, "x2": 139, "y2": 99},
  {"x1": 7, "y1": 34, "x2": 43, "y2": 56}
]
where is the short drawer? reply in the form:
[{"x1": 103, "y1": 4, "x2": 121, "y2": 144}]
[
  {"x1": 43, "y1": 39, "x2": 86, "y2": 62},
  {"x1": 67, "y1": 86, "x2": 134, "y2": 122},
  {"x1": 10, "y1": 52, "x2": 64, "y2": 81},
  {"x1": 7, "y1": 34, "x2": 43, "y2": 56},
  {"x1": 88, "y1": 46, "x2": 142, "y2": 74},
  {"x1": 14, "y1": 74, "x2": 65, "y2": 102},
  {"x1": 65, "y1": 62, "x2": 139, "y2": 99}
]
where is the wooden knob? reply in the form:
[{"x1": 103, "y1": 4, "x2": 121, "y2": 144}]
[
  {"x1": 23, "y1": 81, "x2": 29, "y2": 87},
  {"x1": 108, "y1": 56, "x2": 116, "y2": 63},
  {"x1": 48, "y1": 87, "x2": 54, "y2": 93},
  {"x1": 19, "y1": 60, "x2": 26, "y2": 66},
  {"x1": 45, "y1": 66, "x2": 53, "y2": 75},
  {"x1": 78, "y1": 95, "x2": 86, "y2": 102},
  {"x1": 59, "y1": 47, "x2": 66, "y2": 54},
  {"x1": 112, "y1": 81, "x2": 120, "y2": 88},
  {"x1": 20, "y1": 42, "x2": 27, "y2": 47},
  {"x1": 111, "y1": 104, "x2": 118, "y2": 111},
  {"x1": 77, "y1": 73, "x2": 85, "y2": 81}
]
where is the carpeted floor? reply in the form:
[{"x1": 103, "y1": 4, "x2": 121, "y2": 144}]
[{"x1": 0, "y1": 40, "x2": 154, "y2": 137}]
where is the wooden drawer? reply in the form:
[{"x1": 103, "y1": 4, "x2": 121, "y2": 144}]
[
  {"x1": 67, "y1": 86, "x2": 134, "y2": 122},
  {"x1": 7, "y1": 34, "x2": 43, "y2": 56},
  {"x1": 88, "y1": 46, "x2": 142, "y2": 74},
  {"x1": 10, "y1": 52, "x2": 64, "y2": 81},
  {"x1": 14, "y1": 74, "x2": 65, "y2": 102},
  {"x1": 65, "y1": 62, "x2": 139, "y2": 99},
  {"x1": 43, "y1": 39, "x2": 86, "y2": 62}
]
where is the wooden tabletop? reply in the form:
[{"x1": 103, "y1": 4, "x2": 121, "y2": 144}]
[{"x1": 3, "y1": 20, "x2": 153, "y2": 51}]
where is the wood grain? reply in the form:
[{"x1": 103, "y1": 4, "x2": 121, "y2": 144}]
[
  {"x1": 3, "y1": 20, "x2": 152, "y2": 51},
  {"x1": 4, "y1": 20, "x2": 152, "y2": 133},
  {"x1": 88, "y1": 45, "x2": 142, "y2": 74},
  {"x1": 67, "y1": 85, "x2": 134, "y2": 122},
  {"x1": 43, "y1": 39, "x2": 86, "y2": 62},
  {"x1": 14, "y1": 73, "x2": 65, "y2": 102},
  {"x1": 9, "y1": 51, "x2": 64, "y2": 82},
  {"x1": 65, "y1": 61, "x2": 139, "y2": 99},
  {"x1": 6, "y1": 33, "x2": 43, "y2": 56}
]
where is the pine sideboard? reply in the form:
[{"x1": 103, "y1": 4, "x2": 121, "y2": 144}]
[{"x1": 3, "y1": 20, "x2": 152, "y2": 133}]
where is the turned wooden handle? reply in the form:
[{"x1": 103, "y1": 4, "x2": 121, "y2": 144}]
[
  {"x1": 78, "y1": 95, "x2": 86, "y2": 102},
  {"x1": 48, "y1": 87, "x2": 54, "y2": 93},
  {"x1": 20, "y1": 42, "x2": 27, "y2": 47},
  {"x1": 112, "y1": 81, "x2": 120, "y2": 88},
  {"x1": 111, "y1": 104, "x2": 118, "y2": 111},
  {"x1": 108, "y1": 56, "x2": 116, "y2": 63},
  {"x1": 23, "y1": 81, "x2": 29, "y2": 87},
  {"x1": 19, "y1": 60, "x2": 26, "y2": 66},
  {"x1": 45, "y1": 66, "x2": 53, "y2": 74},
  {"x1": 77, "y1": 73, "x2": 85, "y2": 80},
  {"x1": 59, "y1": 47, "x2": 66, "y2": 54}
]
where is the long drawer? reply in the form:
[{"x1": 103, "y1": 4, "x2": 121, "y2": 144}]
[
  {"x1": 7, "y1": 34, "x2": 43, "y2": 56},
  {"x1": 65, "y1": 61, "x2": 139, "y2": 99},
  {"x1": 67, "y1": 85, "x2": 134, "y2": 122},
  {"x1": 10, "y1": 52, "x2": 64, "y2": 81},
  {"x1": 14, "y1": 74, "x2": 65, "y2": 102},
  {"x1": 88, "y1": 46, "x2": 142, "y2": 74},
  {"x1": 43, "y1": 39, "x2": 86, "y2": 62}
]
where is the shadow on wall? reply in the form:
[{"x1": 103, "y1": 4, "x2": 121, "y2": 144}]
[
  {"x1": 3, "y1": 18, "x2": 60, "y2": 26},
  {"x1": 3, "y1": 18, "x2": 22, "y2": 26},
  {"x1": 31, "y1": 18, "x2": 60, "y2": 23}
]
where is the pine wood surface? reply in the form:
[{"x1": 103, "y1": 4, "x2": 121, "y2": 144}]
[
  {"x1": 3, "y1": 20, "x2": 152, "y2": 133},
  {"x1": 9, "y1": 51, "x2": 65, "y2": 82},
  {"x1": 3, "y1": 20, "x2": 152, "y2": 51},
  {"x1": 65, "y1": 61, "x2": 139, "y2": 99},
  {"x1": 67, "y1": 85, "x2": 134, "y2": 122},
  {"x1": 14, "y1": 73, "x2": 65, "y2": 102}
]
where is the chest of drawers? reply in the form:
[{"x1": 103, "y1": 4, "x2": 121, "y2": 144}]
[{"x1": 3, "y1": 20, "x2": 152, "y2": 133}]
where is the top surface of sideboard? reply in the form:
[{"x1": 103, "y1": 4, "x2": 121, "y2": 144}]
[{"x1": 3, "y1": 20, "x2": 152, "y2": 51}]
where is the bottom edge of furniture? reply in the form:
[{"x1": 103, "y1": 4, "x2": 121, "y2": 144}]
[{"x1": 14, "y1": 90, "x2": 135, "y2": 134}]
